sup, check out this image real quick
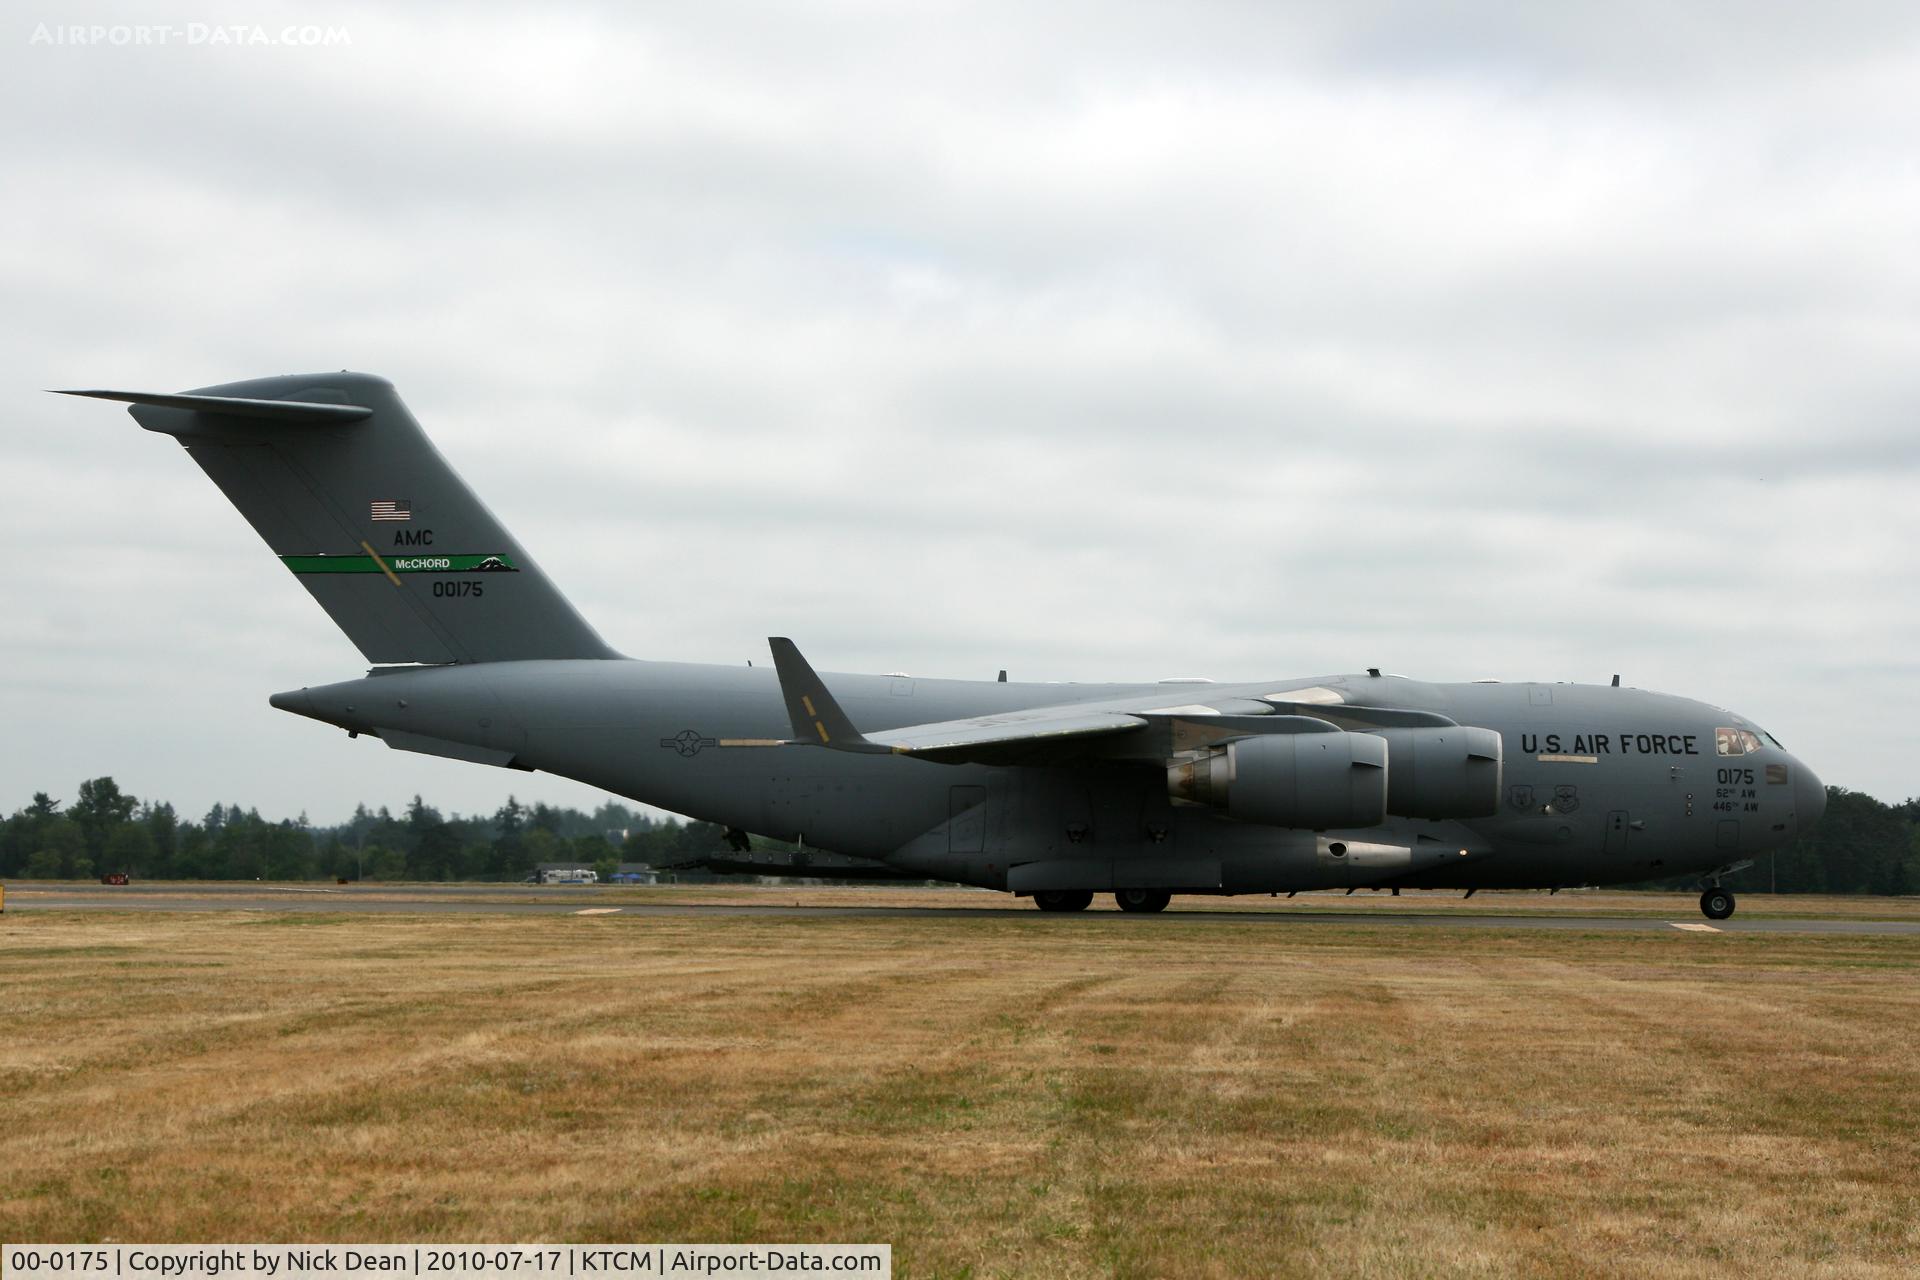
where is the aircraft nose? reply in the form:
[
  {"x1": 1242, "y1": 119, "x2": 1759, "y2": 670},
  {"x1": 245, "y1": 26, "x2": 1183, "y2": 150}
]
[{"x1": 1794, "y1": 761, "x2": 1827, "y2": 828}]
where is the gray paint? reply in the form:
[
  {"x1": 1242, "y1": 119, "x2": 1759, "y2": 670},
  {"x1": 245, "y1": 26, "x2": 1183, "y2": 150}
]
[
  {"x1": 77, "y1": 373, "x2": 1828, "y2": 918},
  {"x1": 88, "y1": 374, "x2": 618, "y2": 665}
]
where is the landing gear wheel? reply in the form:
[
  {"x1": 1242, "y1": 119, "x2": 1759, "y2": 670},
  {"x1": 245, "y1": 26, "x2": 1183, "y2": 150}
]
[
  {"x1": 1114, "y1": 889, "x2": 1172, "y2": 913},
  {"x1": 1700, "y1": 887, "x2": 1736, "y2": 920},
  {"x1": 1033, "y1": 890, "x2": 1094, "y2": 913}
]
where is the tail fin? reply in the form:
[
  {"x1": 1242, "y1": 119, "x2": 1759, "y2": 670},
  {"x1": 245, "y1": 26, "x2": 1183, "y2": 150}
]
[{"x1": 62, "y1": 372, "x2": 617, "y2": 664}]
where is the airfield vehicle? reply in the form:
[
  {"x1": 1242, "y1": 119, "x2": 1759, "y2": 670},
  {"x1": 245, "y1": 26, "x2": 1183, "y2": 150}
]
[{"x1": 67, "y1": 373, "x2": 1827, "y2": 919}]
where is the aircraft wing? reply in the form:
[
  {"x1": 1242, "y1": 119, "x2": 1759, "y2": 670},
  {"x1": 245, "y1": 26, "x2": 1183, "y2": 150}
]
[
  {"x1": 868, "y1": 708, "x2": 1151, "y2": 759},
  {"x1": 766, "y1": 637, "x2": 1462, "y2": 766},
  {"x1": 869, "y1": 707, "x2": 1368, "y2": 764},
  {"x1": 765, "y1": 639, "x2": 1152, "y2": 761}
]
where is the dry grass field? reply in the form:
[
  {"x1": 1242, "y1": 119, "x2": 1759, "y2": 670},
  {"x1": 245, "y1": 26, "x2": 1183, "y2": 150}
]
[
  {"x1": 24, "y1": 881, "x2": 1919, "y2": 922},
  {"x1": 2, "y1": 906, "x2": 1916, "y2": 1278}
]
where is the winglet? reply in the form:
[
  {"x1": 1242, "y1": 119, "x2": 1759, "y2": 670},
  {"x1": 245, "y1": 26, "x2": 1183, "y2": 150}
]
[{"x1": 768, "y1": 638, "x2": 873, "y2": 749}]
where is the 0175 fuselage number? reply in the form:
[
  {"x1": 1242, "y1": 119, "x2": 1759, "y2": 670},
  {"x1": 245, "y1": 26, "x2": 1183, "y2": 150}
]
[{"x1": 1714, "y1": 767, "x2": 1758, "y2": 813}]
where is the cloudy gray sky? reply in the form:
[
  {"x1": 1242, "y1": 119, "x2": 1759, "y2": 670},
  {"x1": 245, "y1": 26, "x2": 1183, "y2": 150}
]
[{"x1": 4, "y1": 1, "x2": 1916, "y2": 825}]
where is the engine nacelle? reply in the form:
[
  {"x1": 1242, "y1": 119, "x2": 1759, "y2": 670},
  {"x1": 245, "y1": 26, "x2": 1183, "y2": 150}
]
[
  {"x1": 1167, "y1": 731, "x2": 1388, "y2": 830},
  {"x1": 1375, "y1": 726, "x2": 1503, "y2": 819}
]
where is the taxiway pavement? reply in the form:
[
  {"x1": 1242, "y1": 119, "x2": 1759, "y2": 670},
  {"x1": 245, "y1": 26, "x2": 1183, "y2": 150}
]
[{"x1": 5, "y1": 882, "x2": 1916, "y2": 934}]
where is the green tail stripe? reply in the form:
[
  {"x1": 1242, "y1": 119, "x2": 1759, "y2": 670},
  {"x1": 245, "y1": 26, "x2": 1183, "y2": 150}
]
[{"x1": 282, "y1": 553, "x2": 519, "y2": 574}]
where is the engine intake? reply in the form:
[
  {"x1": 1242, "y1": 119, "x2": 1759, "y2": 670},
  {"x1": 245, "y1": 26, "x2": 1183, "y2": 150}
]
[{"x1": 1168, "y1": 731, "x2": 1388, "y2": 830}]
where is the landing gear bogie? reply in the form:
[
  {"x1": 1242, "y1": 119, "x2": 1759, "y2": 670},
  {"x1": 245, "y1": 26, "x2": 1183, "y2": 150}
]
[
  {"x1": 1114, "y1": 888, "x2": 1172, "y2": 913},
  {"x1": 1033, "y1": 890, "x2": 1094, "y2": 913},
  {"x1": 1700, "y1": 887, "x2": 1736, "y2": 920}
]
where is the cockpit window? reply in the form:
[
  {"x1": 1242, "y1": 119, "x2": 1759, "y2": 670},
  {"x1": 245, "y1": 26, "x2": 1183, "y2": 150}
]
[
  {"x1": 1716, "y1": 727, "x2": 1765, "y2": 756},
  {"x1": 1765, "y1": 731, "x2": 1784, "y2": 749}
]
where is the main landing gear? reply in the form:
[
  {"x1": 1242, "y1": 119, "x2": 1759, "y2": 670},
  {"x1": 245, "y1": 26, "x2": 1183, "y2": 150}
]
[
  {"x1": 1700, "y1": 887, "x2": 1736, "y2": 920},
  {"x1": 1030, "y1": 889, "x2": 1173, "y2": 913}
]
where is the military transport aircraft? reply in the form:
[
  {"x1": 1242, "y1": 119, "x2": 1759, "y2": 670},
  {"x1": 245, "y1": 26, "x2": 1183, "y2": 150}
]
[{"x1": 63, "y1": 372, "x2": 1826, "y2": 919}]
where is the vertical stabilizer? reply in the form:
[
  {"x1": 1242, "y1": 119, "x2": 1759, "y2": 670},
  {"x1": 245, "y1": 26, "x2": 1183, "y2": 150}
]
[{"x1": 67, "y1": 372, "x2": 617, "y2": 664}]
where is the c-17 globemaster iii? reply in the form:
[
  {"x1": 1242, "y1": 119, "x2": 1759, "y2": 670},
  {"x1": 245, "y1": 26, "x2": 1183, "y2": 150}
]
[{"x1": 63, "y1": 372, "x2": 1825, "y2": 919}]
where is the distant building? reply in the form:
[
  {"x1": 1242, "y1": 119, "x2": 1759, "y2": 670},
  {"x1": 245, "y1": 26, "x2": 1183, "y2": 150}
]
[
  {"x1": 530, "y1": 861, "x2": 657, "y2": 885},
  {"x1": 530, "y1": 863, "x2": 596, "y2": 884}
]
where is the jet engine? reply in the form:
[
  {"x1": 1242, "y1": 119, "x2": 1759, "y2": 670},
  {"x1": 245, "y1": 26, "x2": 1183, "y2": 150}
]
[
  {"x1": 1375, "y1": 726, "x2": 1503, "y2": 819},
  {"x1": 1167, "y1": 731, "x2": 1388, "y2": 829}
]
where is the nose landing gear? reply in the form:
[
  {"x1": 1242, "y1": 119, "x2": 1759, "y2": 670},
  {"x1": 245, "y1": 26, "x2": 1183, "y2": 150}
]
[{"x1": 1696, "y1": 859, "x2": 1752, "y2": 920}]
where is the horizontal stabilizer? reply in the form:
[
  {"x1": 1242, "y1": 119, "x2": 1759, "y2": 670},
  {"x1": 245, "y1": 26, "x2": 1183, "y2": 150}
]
[{"x1": 53, "y1": 388, "x2": 372, "y2": 424}]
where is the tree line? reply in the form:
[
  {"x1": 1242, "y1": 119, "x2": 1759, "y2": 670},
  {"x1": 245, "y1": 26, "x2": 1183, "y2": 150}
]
[
  {"x1": 0, "y1": 777, "x2": 742, "y2": 883},
  {"x1": 1, "y1": 777, "x2": 1915, "y2": 893},
  {"x1": 1699, "y1": 788, "x2": 1918, "y2": 896}
]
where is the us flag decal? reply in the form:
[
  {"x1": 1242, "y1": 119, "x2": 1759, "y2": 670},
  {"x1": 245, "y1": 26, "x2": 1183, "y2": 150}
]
[{"x1": 370, "y1": 500, "x2": 411, "y2": 522}]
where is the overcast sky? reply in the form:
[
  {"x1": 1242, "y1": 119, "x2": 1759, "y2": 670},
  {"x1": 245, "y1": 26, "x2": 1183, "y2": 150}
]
[{"x1": 3, "y1": 2, "x2": 1916, "y2": 825}]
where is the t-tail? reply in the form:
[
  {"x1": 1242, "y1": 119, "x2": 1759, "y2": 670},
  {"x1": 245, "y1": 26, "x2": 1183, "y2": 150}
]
[{"x1": 59, "y1": 372, "x2": 618, "y2": 665}]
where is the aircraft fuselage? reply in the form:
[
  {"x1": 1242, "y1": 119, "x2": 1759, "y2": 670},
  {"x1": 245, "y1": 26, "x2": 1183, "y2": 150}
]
[{"x1": 272, "y1": 661, "x2": 1825, "y2": 896}]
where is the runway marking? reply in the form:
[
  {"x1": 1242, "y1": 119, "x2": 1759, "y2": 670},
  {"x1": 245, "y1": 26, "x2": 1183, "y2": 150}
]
[
  {"x1": 270, "y1": 886, "x2": 342, "y2": 894},
  {"x1": 1670, "y1": 922, "x2": 1721, "y2": 932},
  {"x1": 574, "y1": 908, "x2": 623, "y2": 916}
]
